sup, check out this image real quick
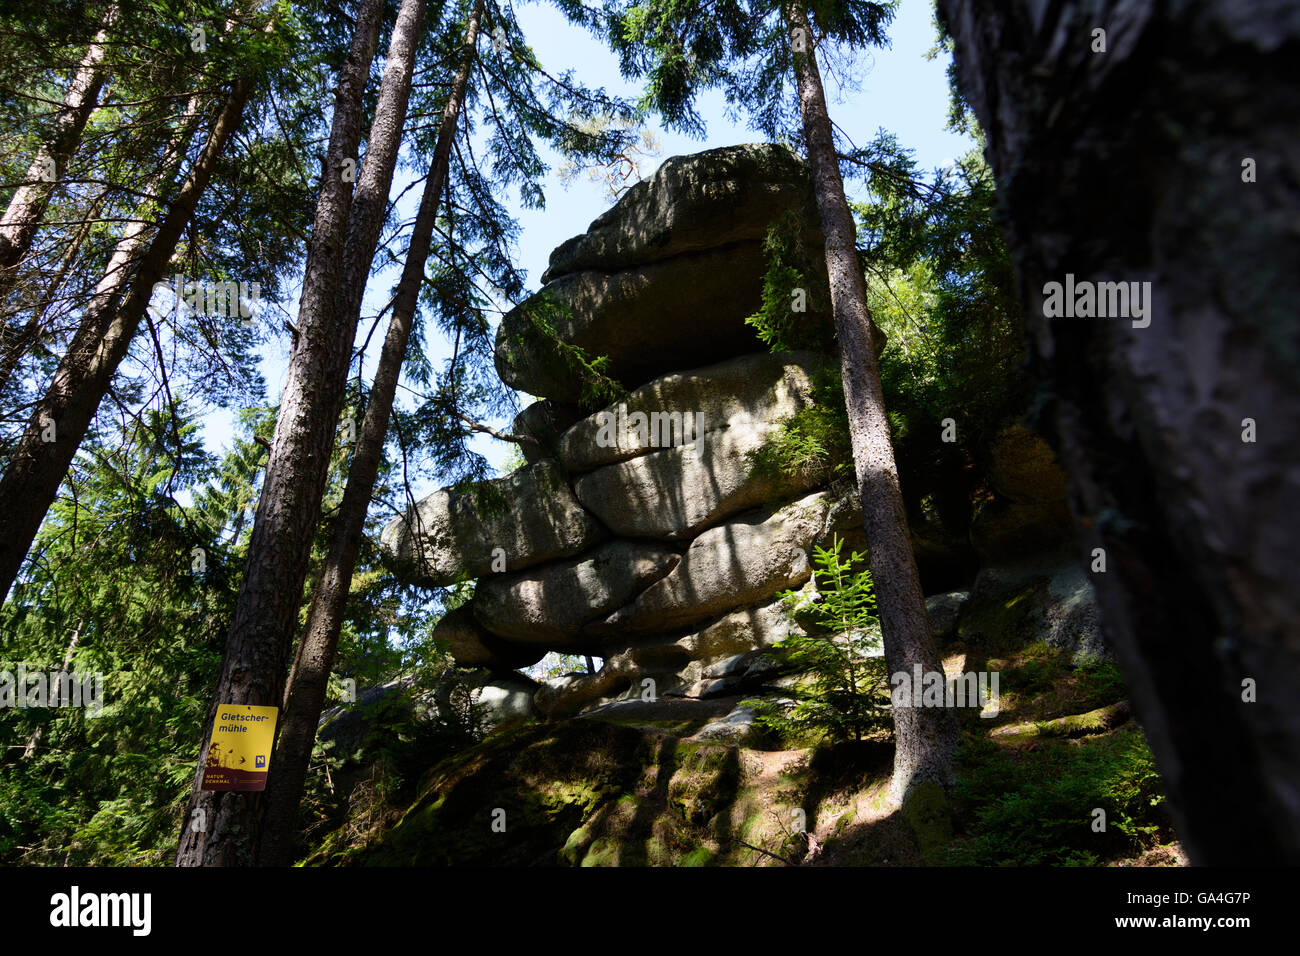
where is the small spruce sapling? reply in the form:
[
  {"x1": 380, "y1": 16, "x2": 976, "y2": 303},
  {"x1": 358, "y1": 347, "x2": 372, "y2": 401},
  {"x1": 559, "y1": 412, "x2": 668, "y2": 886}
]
[{"x1": 745, "y1": 535, "x2": 890, "y2": 744}]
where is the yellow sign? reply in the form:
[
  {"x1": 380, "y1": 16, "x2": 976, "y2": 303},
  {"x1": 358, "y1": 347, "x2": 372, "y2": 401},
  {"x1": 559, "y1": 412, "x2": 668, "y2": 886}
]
[{"x1": 201, "y1": 704, "x2": 278, "y2": 791}]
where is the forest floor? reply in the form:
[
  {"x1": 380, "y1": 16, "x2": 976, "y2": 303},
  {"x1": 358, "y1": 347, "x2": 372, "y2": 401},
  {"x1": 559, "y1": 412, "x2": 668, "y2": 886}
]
[{"x1": 301, "y1": 638, "x2": 1180, "y2": 867}]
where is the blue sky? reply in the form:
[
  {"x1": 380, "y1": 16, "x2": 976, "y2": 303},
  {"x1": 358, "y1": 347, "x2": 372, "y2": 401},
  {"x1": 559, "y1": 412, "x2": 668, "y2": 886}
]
[{"x1": 196, "y1": 0, "x2": 974, "y2": 494}]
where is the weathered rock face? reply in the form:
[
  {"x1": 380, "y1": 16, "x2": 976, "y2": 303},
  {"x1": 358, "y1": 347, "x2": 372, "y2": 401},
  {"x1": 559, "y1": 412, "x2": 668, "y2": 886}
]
[
  {"x1": 597, "y1": 491, "x2": 838, "y2": 635},
  {"x1": 957, "y1": 559, "x2": 1111, "y2": 663},
  {"x1": 573, "y1": 422, "x2": 792, "y2": 540},
  {"x1": 512, "y1": 400, "x2": 584, "y2": 465},
  {"x1": 429, "y1": 606, "x2": 546, "y2": 671},
  {"x1": 494, "y1": 144, "x2": 831, "y2": 404},
  {"x1": 473, "y1": 541, "x2": 680, "y2": 644},
  {"x1": 555, "y1": 351, "x2": 829, "y2": 470},
  {"x1": 379, "y1": 459, "x2": 606, "y2": 588},
  {"x1": 497, "y1": 248, "x2": 771, "y2": 403},
  {"x1": 376, "y1": 144, "x2": 862, "y2": 713},
  {"x1": 541, "y1": 143, "x2": 823, "y2": 282}
]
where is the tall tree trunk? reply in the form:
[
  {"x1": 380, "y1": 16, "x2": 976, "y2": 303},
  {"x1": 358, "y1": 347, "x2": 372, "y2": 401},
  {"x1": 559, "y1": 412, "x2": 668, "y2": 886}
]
[
  {"x1": 785, "y1": 2, "x2": 957, "y2": 805},
  {"x1": 0, "y1": 82, "x2": 246, "y2": 605},
  {"x1": 937, "y1": 0, "x2": 1300, "y2": 863},
  {"x1": 258, "y1": 0, "x2": 483, "y2": 867},
  {"x1": 0, "y1": 182, "x2": 112, "y2": 392},
  {"x1": 176, "y1": 0, "x2": 427, "y2": 868},
  {"x1": 0, "y1": 6, "x2": 117, "y2": 302}
]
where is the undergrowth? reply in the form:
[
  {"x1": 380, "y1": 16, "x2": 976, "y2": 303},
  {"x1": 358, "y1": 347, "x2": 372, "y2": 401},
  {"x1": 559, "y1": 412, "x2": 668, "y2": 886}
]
[{"x1": 942, "y1": 724, "x2": 1171, "y2": 865}]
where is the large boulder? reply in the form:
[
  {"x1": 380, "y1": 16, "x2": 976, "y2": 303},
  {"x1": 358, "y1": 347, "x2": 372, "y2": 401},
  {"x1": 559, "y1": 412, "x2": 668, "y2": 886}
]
[
  {"x1": 471, "y1": 672, "x2": 540, "y2": 726},
  {"x1": 379, "y1": 460, "x2": 607, "y2": 587},
  {"x1": 593, "y1": 490, "x2": 838, "y2": 635},
  {"x1": 431, "y1": 669, "x2": 540, "y2": 729},
  {"x1": 473, "y1": 540, "x2": 680, "y2": 644},
  {"x1": 555, "y1": 352, "x2": 831, "y2": 540},
  {"x1": 687, "y1": 705, "x2": 762, "y2": 746},
  {"x1": 430, "y1": 605, "x2": 546, "y2": 671},
  {"x1": 541, "y1": 143, "x2": 821, "y2": 281},
  {"x1": 674, "y1": 597, "x2": 804, "y2": 662},
  {"x1": 379, "y1": 143, "x2": 1011, "y2": 735},
  {"x1": 970, "y1": 424, "x2": 1075, "y2": 562},
  {"x1": 555, "y1": 351, "x2": 829, "y2": 471},
  {"x1": 511, "y1": 400, "x2": 585, "y2": 464},
  {"x1": 958, "y1": 559, "x2": 1110, "y2": 662},
  {"x1": 573, "y1": 421, "x2": 815, "y2": 541},
  {"x1": 495, "y1": 245, "x2": 781, "y2": 402},
  {"x1": 1039, "y1": 564, "x2": 1109, "y2": 662},
  {"x1": 925, "y1": 590, "x2": 971, "y2": 642},
  {"x1": 495, "y1": 145, "x2": 835, "y2": 404}
]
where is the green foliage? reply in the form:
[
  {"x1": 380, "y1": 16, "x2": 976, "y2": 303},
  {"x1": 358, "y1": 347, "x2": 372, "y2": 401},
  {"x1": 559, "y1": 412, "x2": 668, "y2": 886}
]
[
  {"x1": 744, "y1": 536, "x2": 889, "y2": 744},
  {"x1": 743, "y1": 212, "x2": 835, "y2": 354},
  {"x1": 844, "y1": 136, "x2": 1027, "y2": 540},
  {"x1": 1074, "y1": 657, "x2": 1128, "y2": 708},
  {"x1": 1, "y1": 0, "x2": 317, "y2": 433},
  {"x1": 945, "y1": 726, "x2": 1171, "y2": 866},
  {"x1": 606, "y1": 0, "x2": 898, "y2": 142},
  {"x1": 749, "y1": 363, "x2": 852, "y2": 489},
  {"x1": 734, "y1": 124, "x2": 1025, "y2": 551},
  {"x1": 0, "y1": 405, "x2": 231, "y2": 865},
  {"x1": 286, "y1": 601, "x2": 493, "y2": 863},
  {"x1": 994, "y1": 640, "x2": 1130, "y2": 717},
  {"x1": 860, "y1": 143, "x2": 1026, "y2": 446},
  {"x1": 0, "y1": 0, "x2": 648, "y2": 868},
  {"x1": 521, "y1": 292, "x2": 627, "y2": 410},
  {"x1": 0, "y1": 396, "x2": 433, "y2": 864},
  {"x1": 743, "y1": 213, "x2": 852, "y2": 492}
]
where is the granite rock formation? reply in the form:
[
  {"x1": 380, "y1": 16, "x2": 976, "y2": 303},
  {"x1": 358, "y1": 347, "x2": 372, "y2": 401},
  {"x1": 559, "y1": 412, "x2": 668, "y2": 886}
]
[{"x1": 380, "y1": 143, "x2": 1099, "y2": 720}]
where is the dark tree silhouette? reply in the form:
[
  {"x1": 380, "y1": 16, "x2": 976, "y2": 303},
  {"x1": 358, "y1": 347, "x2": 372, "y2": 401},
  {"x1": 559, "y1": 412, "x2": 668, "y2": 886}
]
[{"x1": 938, "y1": 0, "x2": 1300, "y2": 864}]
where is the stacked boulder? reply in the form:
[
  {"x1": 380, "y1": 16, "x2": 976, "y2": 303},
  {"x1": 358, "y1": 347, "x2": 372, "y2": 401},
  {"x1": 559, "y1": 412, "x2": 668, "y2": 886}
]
[
  {"x1": 381, "y1": 144, "x2": 868, "y2": 717},
  {"x1": 380, "y1": 142, "x2": 1111, "y2": 723}
]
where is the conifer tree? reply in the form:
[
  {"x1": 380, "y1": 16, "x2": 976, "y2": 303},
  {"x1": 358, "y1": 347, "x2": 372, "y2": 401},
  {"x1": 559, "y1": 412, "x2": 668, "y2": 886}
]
[
  {"x1": 255, "y1": 0, "x2": 638, "y2": 865},
  {"x1": 174, "y1": 0, "x2": 393, "y2": 867},
  {"x1": 0, "y1": 1, "x2": 294, "y2": 602}
]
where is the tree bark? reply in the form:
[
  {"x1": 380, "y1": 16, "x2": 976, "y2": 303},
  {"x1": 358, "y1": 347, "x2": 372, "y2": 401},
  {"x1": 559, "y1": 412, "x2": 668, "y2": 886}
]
[
  {"x1": 257, "y1": 0, "x2": 483, "y2": 868},
  {"x1": 786, "y1": 2, "x2": 957, "y2": 805},
  {"x1": 0, "y1": 6, "x2": 116, "y2": 302},
  {"x1": 176, "y1": 0, "x2": 426, "y2": 868},
  {"x1": 0, "y1": 82, "x2": 242, "y2": 604},
  {"x1": 0, "y1": 182, "x2": 112, "y2": 392},
  {"x1": 937, "y1": 0, "x2": 1300, "y2": 863}
]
